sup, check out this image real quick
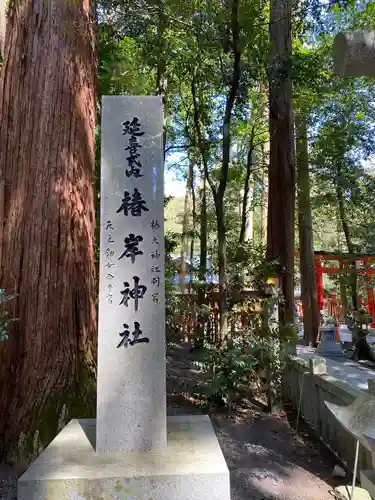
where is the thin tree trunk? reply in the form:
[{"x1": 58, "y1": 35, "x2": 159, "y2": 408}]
[
  {"x1": 239, "y1": 147, "x2": 254, "y2": 244},
  {"x1": 215, "y1": 0, "x2": 241, "y2": 340},
  {"x1": 199, "y1": 173, "x2": 207, "y2": 284},
  {"x1": 197, "y1": 172, "x2": 208, "y2": 345},
  {"x1": 156, "y1": 9, "x2": 168, "y2": 158},
  {"x1": 0, "y1": 0, "x2": 97, "y2": 461},
  {"x1": 192, "y1": 0, "x2": 240, "y2": 341},
  {"x1": 267, "y1": 0, "x2": 295, "y2": 325},
  {"x1": 215, "y1": 201, "x2": 228, "y2": 341},
  {"x1": 261, "y1": 141, "x2": 269, "y2": 248},
  {"x1": 336, "y1": 165, "x2": 357, "y2": 310},
  {"x1": 244, "y1": 185, "x2": 254, "y2": 242},
  {"x1": 339, "y1": 261, "x2": 348, "y2": 320},
  {"x1": 180, "y1": 161, "x2": 193, "y2": 293},
  {"x1": 296, "y1": 113, "x2": 319, "y2": 346},
  {"x1": 189, "y1": 162, "x2": 196, "y2": 296}
]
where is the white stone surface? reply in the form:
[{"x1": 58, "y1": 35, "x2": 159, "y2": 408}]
[
  {"x1": 18, "y1": 416, "x2": 231, "y2": 500},
  {"x1": 333, "y1": 30, "x2": 375, "y2": 77},
  {"x1": 324, "y1": 394, "x2": 375, "y2": 448},
  {"x1": 296, "y1": 346, "x2": 375, "y2": 392},
  {"x1": 97, "y1": 96, "x2": 166, "y2": 453}
]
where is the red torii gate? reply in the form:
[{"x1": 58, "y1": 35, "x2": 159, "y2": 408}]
[{"x1": 314, "y1": 251, "x2": 375, "y2": 327}]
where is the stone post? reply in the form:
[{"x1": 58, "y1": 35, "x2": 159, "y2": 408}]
[{"x1": 96, "y1": 96, "x2": 167, "y2": 453}]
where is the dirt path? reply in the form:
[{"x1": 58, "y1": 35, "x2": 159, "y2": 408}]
[{"x1": 167, "y1": 342, "x2": 344, "y2": 500}]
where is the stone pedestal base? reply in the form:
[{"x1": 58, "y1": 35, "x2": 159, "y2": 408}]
[{"x1": 18, "y1": 415, "x2": 230, "y2": 500}]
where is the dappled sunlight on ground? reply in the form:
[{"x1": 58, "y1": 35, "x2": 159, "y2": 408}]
[{"x1": 167, "y1": 342, "x2": 344, "y2": 500}]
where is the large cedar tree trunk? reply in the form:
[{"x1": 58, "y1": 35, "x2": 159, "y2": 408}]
[
  {"x1": 267, "y1": 0, "x2": 295, "y2": 324},
  {"x1": 0, "y1": 0, "x2": 5, "y2": 59},
  {"x1": 0, "y1": 0, "x2": 97, "y2": 461},
  {"x1": 296, "y1": 113, "x2": 319, "y2": 345}
]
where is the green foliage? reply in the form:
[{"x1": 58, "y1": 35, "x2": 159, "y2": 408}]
[
  {"x1": 193, "y1": 307, "x2": 295, "y2": 411},
  {"x1": 0, "y1": 289, "x2": 18, "y2": 342},
  {"x1": 99, "y1": 0, "x2": 375, "y2": 351},
  {"x1": 98, "y1": 27, "x2": 156, "y2": 97},
  {"x1": 194, "y1": 335, "x2": 258, "y2": 408},
  {"x1": 190, "y1": 251, "x2": 297, "y2": 410},
  {"x1": 310, "y1": 78, "x2": 375, "y2": 253}
]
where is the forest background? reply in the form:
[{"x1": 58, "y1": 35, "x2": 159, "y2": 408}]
[{"x1": 0, "y1": 0, "x2": 375, "y2": 462}]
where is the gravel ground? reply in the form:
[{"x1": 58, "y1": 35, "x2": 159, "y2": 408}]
[{"x1": 0, "y1": 342, "x2": 346, "y2": 500}]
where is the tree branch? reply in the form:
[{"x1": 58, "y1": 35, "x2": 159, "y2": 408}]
[{"x1": 164, "y1": 144, "x2": 194, "y2": 154}]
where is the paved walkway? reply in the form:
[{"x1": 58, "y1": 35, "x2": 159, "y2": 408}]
[{"x1": 296, "y1": 346, "x2": 375, "y2": 392}]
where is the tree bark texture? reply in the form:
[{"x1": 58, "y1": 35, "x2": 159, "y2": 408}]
[
  {"x1": 267, "y1": 0, "x2": 295, "y2": 325},
  {"x1": 0, "y1": 0, "x2": 5, "y2": 60},
  {"x1": 0, "y1": 0, "x2": 97, "y2": 460},
  {"x1": 296, "y1": 113, "x2": 319, "y2": 346}
]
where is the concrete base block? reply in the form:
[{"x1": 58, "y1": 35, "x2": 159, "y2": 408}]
[
  {"x1": 18, "y1": 415, "x2": 230, "y2": 500},
  {"x1": 360, "y1": 469, "x2": 375, "y2": 498}
]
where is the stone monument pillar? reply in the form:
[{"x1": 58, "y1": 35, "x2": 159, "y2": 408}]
[
  {"x1": 96, "y1": 96, "x2": 166, "y2": 453},
  {"x1": 17, "y1": 96, "x2": 231, "y2": 500}
]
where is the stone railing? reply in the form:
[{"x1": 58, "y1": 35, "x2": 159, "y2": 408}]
[{"x1": 283, "y1": 356, "x2": 375, "y2": 478}]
